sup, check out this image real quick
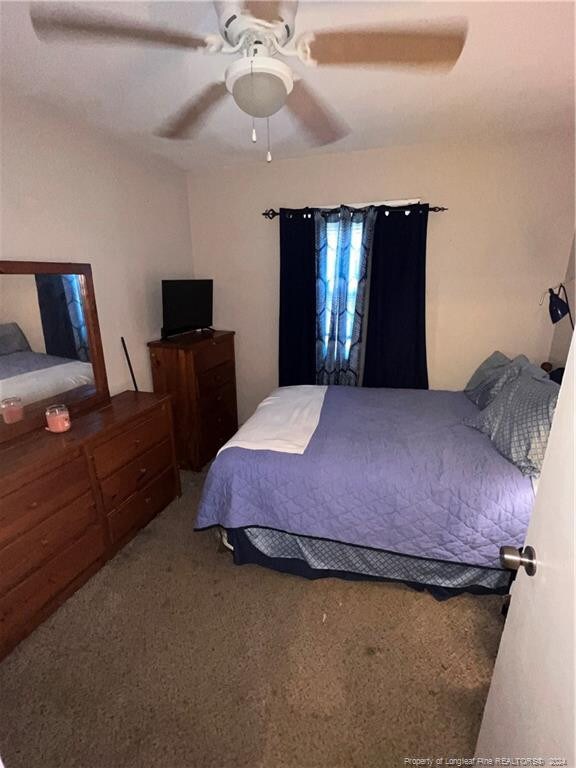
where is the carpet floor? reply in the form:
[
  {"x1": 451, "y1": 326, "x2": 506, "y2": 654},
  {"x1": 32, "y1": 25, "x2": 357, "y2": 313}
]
[{"x1": 0, "y1": 472, "x2": 504, "y2": 768}]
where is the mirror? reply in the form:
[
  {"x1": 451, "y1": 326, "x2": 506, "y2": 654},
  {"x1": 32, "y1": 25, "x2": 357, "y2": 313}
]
[
  {"x1": 0, "y1": 273, "x2": 94, "y2": 407},
  {"x1": 0, "y1": 262, "x2": 109, "y2": 441}
]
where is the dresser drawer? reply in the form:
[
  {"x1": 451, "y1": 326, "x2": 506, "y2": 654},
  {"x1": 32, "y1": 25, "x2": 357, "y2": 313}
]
[
  {"x1": 195, "y1": 336, "x2": 234, "y2": 373},
  {"x1": 100, "y1": 439, "x2": 173, "y2": 512},
  {"x1": 199, "y1": 409, "x2": 238, "y2": 465},
  {"x1": 0, "y1": 524, "x2": 105, "y2": 641},
  {"x1": 197, "y1": 361, "x2": 235, "y2": 397},
  {"x1": 107, "y1": 467, "x2": 176, "y2": 544},
  {"x1": 92, "y1": 405, "x2": 171, "y2": 479},
  {"x1": 0, "y1": 493, "x2": 98, "y2": 596},
  {"x1": 0, "y1": 456, "x2": 91, "y2": 549},
  {"x1": 200, "y1": 382, "x2": 237, "y2": 422}
]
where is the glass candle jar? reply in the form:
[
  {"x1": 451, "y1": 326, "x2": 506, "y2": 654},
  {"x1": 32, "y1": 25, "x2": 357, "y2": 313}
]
[
  {"x1": 45, "y1": 404, "x2": 71, "y2": 433},
  {"x1": 1, "y1": 397, "x2": 24, "y2": 424}
]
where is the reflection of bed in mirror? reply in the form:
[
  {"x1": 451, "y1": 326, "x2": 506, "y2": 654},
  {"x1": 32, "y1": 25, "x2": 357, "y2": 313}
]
[
  {"x1": 0, "y1": 271, "x2": 95, "y2": 406},
  {"x1": 0, "y1": 323, "x2": 94, "y2": 404}
]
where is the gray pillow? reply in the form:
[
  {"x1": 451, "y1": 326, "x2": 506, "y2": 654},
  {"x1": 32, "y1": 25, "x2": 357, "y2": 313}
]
[
  {"x1": 465, "y1": 370, "x2": 560, "y2": 476},
  {"x1": 513, "y1": 354, "x2": 550, "y2": 381},
  {"x1": 464, "y1": 351, "x2": 513, "y2": 409},
  {"x1": 0, "y1": 323, "x2": 30, "y2": 356},
  {"x1": 465, "y1": 352, "x2": 549, "y2": 410}
]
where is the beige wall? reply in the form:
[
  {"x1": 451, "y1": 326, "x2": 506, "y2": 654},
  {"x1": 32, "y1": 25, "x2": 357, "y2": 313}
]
[
  {"x1": 187, "y1": 132, "x2": 575, "y2": 422},
  {"x1": 0, "y1": 274, "x2": 46, "y2": 353},
  {"x1": 0, "y1": 90, "x2": 193, "y2": 393},
  {"x1": 549, "y1": 236, "x2": 575, "y2": 367}
]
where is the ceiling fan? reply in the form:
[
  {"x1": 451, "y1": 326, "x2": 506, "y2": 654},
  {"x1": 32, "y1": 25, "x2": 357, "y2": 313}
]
[{"x1": 30, "y1": 1, "x2": 467, "y2": 148}]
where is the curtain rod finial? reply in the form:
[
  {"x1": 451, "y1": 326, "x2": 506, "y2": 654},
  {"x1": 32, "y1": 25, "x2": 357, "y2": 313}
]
[{"x1": 262, "y1": 208, "x2": 279, "y2": 220}]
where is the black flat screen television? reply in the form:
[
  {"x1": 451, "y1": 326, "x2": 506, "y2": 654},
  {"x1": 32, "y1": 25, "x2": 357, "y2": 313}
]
[{"x1": 161, "y1": 279, "x2": 213, "y2": 338}]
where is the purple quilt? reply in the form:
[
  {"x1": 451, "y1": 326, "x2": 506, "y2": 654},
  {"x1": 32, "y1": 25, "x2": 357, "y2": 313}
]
[{"x1": 196, "y1": 387, "x2": 534, "y2": 569}]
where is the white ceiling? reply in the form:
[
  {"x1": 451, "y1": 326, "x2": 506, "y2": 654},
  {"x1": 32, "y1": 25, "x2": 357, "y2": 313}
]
[{"x1": 1, "y1": 1, "x2": 574, "y2": 170}]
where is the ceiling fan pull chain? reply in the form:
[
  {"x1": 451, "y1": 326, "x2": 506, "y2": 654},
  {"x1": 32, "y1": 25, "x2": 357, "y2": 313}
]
[
  {"x1": 252, "y1": 118, "x2": 257, "y2": 143},
  {"x1": 266, "y1": 118, "x2": 272, "y2": 162}
]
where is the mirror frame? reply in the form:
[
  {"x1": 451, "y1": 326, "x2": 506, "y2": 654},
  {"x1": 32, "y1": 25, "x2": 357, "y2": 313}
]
[{"x1": 0, "y1": 260, "x2": 110, "y2": 444}]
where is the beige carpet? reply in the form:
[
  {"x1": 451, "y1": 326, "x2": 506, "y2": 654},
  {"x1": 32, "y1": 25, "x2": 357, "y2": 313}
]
[{"x1": 0, "y1": 472, "x2": 504, "y2": 768}]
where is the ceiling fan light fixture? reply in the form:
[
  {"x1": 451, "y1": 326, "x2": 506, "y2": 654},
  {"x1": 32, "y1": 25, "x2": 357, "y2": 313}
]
[
  {"x1": 226, "y1": 56, "x2": 293, "y2": 118},
  {"x1": 232, "y1": 72, "x2": 287, "y2": 117}
]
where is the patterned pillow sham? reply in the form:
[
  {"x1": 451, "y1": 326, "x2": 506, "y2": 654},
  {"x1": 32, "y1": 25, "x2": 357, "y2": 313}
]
[
  {"x1": 465, "y1": 352, "x2": 549, "y2": 410},
  {"x1": 464, "y1": 351, "x2": 513, "y2": 409},
  {"x1": 465, "y1": 370, "x2": 560, "y2": 477}
]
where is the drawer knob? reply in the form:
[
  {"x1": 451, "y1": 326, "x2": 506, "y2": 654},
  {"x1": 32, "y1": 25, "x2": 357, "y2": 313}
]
[
  {"x1": 29, "y1": 501, "x2": 39, "y2": 510},
  {"x1": 145, "y1": 497, "x2": 152, "y2": 504},
  {"x1": 134, "y1": 439, "x2": 141, "y2": 447},
  {"x1": 41, "y1": 538, "x2": 49, "y2": 546}
]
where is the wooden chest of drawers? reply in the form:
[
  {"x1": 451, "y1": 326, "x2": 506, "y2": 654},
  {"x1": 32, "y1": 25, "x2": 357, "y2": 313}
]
[
  {"x1": 148, "y1": 330, "x2": 238, "y2": 470},
  {"x1": 0, "y1": 391, "x2": 180, "y2": 659}
]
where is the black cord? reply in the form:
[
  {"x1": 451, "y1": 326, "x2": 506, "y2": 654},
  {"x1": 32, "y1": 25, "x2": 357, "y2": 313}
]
[{"x1": 560, "y1": 283, "x2": 575, "y2": 329}]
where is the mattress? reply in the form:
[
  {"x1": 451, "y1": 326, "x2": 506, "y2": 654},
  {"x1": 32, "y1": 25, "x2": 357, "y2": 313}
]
[{"x1": 197, "y1": 385, "x2": 535, "y2": 584}]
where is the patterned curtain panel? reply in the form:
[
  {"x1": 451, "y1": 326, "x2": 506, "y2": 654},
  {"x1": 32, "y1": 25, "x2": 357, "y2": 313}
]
[{"x1": 315, "y1": 206, "x2": 376, "y2": 386}]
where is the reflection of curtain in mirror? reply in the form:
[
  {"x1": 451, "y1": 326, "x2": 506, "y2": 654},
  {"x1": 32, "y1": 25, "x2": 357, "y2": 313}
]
[
  {"x1": 62, "y1": 275, "x2": 90, "y2": 361},
  {"x1": 35, "y1": 275, "x2": 90, "y2": 362}
]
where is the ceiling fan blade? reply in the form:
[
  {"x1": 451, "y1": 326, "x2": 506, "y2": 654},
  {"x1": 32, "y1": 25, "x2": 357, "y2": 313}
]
[
  {"x1": 156, "y1": 83, "x2": 229, "y2": 139},
  {"x1": 305, "y1": 23, "x2": 467, "y2": 70},
  {"x1": 30, "y1": 4, "x2": 207, "y2": 50},
  {"x1": 286, "y1": 81, "x2": 348, "y2": 146},
  {"x1": 244, "y1": 2, "x2": 282, "y2": 22}
]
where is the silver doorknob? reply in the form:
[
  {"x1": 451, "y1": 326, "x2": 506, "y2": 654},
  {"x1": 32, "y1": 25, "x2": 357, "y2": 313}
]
[{"x1": 500, "y1": 545, "x2": 537, "y2": 576}]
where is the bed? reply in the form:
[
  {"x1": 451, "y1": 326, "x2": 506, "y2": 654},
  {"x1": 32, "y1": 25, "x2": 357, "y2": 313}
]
[{"x1": 196, "y1": 385, "x2": 535, "y2": 597}]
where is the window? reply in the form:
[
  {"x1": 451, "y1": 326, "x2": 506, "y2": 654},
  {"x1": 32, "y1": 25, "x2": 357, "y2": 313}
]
[{"x1": 323, "y1": 219, "x2": 365, "y2": 360}]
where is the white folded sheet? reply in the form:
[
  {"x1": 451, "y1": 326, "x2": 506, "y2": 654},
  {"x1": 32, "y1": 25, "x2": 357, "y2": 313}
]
[{"x1": 219, "y1": 385, "x2": 327, "y2": 455}]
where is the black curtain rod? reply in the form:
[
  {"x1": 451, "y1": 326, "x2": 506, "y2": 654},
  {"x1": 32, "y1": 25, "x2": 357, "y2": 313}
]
[{"x1": 262, "y1": 205, "x2": 447, "y2": 219}]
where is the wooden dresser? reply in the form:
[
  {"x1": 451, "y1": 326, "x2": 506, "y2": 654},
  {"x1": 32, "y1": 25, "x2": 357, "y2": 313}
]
[
  {"x1": 148, "y1": 330, "x2": 238, "y2": 470},
  {"x1": 0, "y1": 391, "x2": 180, "y2": 659}
]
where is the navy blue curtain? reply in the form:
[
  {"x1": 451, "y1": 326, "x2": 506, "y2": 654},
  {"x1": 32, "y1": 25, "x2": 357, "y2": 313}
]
[
  {"x1": 278, "y1": 208, "x2": 316, "y2": 386},
  {"x1": 35, "y1": 274, "x2": 90, "y2": 361},
  {"x1": 362, "y1": 204, "x2": 429, "y2": 389},
  {"x1": 315, "y1": 206, "x2": 376, "y2": 385}
]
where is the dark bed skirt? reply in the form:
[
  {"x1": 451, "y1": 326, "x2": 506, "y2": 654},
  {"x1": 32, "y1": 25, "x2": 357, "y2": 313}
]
[{"x1": 225, "y1": 528, "x2": 510, "y2": 602}]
